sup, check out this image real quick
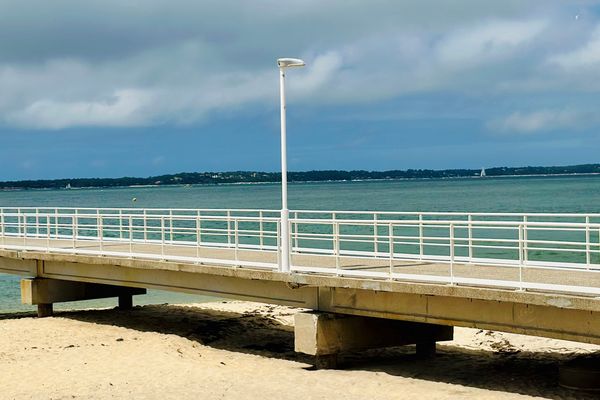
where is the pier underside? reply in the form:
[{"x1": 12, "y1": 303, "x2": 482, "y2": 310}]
[{"x1": 3, "y1": 247, "x2": 600, "y2": 351}]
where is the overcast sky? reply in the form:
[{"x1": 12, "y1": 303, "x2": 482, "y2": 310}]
[{"x1": 1, "y1": 0, "x2": 600, "y2": 180}]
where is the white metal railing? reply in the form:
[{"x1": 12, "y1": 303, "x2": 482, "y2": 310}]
[{"x1": 1, "y1": 207, "x2": 600, "y2": 296}]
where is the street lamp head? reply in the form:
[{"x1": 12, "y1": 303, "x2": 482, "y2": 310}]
[{"x1": 277, "y1": 58, "x2": 305, "y2": 68}]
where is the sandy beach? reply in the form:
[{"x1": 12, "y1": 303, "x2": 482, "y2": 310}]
[{"x1": 1, "y1": 301, "x2": 599, "y2": 400}]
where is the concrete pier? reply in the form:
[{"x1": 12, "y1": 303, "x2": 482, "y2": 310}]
[
  {"x1": 118, "y1": 294, "x2": 134, "y2": 310},
  {"x1": 36, "y1": 303, "x2": 53, "y2": 318}
]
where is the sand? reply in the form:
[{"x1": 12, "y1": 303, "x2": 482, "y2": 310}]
[{"x1": 1, "y1": 301, "x2": 599, "y2": 400}]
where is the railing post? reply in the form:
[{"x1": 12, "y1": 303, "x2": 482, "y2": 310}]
[
  {"x1": 17, "y1": 208, "x2": 21, "y2": 238},
  {"x1": 96, "y1": 208, "x2": 102, "y2": 240},
  {"x1": 518, "y1": 224, "x2": 524, "y2": 290},
  {"x1": 55, "y1": 208, "x2": 59, "y2": 237},
  {"x1": 22, "y1": 210, "x2": 26, "y2": 244},
  {"x1": 96, "y1": 209, "x2": 101, "y2": 240},
  {"x1": 419, "y1": 214, "x2": 424, "y2": 260},
  {"x1": 196, "y1": 211, "x2": 201, "y2": 261},
  {"x1": 276, "y1": 220, "x2": 282, "y2": 270},
  {"x1": 293, "y1": 211, "x2": 299, "y2": 251},
  {"x1": 332, "y1": 212, "x2": 336, "y2": 255},
  {"x1": 169, "y1": 209, "x2": 173, "y2": 242},
  {"x1": 388, "y1": 222, "x2": 394, "y2": 277},
  {"x1": 449, "y1": 223, "x2": 455, "y2": 285},
  {"x1": 160, "y1": 216, "x2": 165, "y2": 259},
  {"x1": 99, "y1": 214, "x2": 104, "y2": 252},
  {"x1": 197, "y1": 210, "x2": 202, "y2": 243},
  {"x1": 283, "y1": 211, "x2": 291, "y2": 271},
  {"x1": 373, "y1": 213, "x2": 378, "y2": 255},
  {"x1": 585, "y1": 216, "x2": 591, "y2": 267},
  {"x1": 73, "y1": 211, "x2": 78, "y2": 251},
  {"x1": 290, "y1": 217, "x2": 295, "y2": 252},
  {"x1": 0, "y1": 208, "x2": 4, "y2": 246},
  {"x1": 46, "y1": 214, "x2": 50, "y2": 252},
  {"x1": 234, "y1": 219, "x2": 239, "y2": 264},
  {"x1": 334, "y1": 220, "x2": 340, "y2": 274},
  {"x1": 259, "y1": 211, "x2": 264, "y2": 249},
  {"x1": 24, "y1": 211, "x2": 28, "y2": 242},
  {"x1": 523, "y1": 216, "x2": 528, "y2": 264},
  {"x1": 127, "y1": 215, "x2": 132, "y2": 255},
  {"x1": 227, "y1": 210, "x2": 232, "y2": 246},
  {"x1": 119, "y1": 209, "x2": 123, "y2": 240},
  {"x1": 143, "y1": 209, "x2": 148, "y2": 242},
  {"x1": 467, "y1": 214, "x2": 473, "y2": 262},
  {"x1": 35, "y1": 208, "x2": 40, "y2": 237}
]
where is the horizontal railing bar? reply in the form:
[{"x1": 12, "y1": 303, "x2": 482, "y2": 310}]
[
  {"x1": 8, "y1": 206, "x2": 600, "y2": 218},
  {"x1": 292, "y1": 209, "x2": 600, "y2": 218},
  {"x1": 6, "y1": 208, "x2": 600, "y2": 222},
  {"x1": 292, "y1": 218, "x2": 600, "y2": 229}
]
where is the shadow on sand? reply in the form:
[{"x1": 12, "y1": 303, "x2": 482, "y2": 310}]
[{"x1": 1, "y1": 303, "x2": 597, "y2": 400}]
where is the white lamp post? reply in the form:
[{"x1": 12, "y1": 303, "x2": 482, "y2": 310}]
[{"x1": 277, "y1": 57, "x2": 305, "y2": 273}]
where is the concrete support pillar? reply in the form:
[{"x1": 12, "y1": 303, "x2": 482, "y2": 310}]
[
  {"x1": 416, "y1": 340, "x2": 437, "y2": 358},
  {"x1": 315, "y1": 354, "x2": 339, "y2": 369},
  {"x1": 295, "y1": 312, "x2": 453, "y2": 369},
  {"x1": 37, "y1": 303, "x2": 53, "y2": 318},
  {"x1": 118, "y1": 294, "x2": 133, "y2": 310},
  {"x1": 21, "y1": 278, "x2": 146, "y2": 315}
]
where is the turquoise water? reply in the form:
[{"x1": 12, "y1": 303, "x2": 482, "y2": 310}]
[
  {"x1": 2, "y1": 175, "x2": 599, "y2": 213},
  {"x1": 1, "y1": 175, "x2": 600, "y2": 312}
]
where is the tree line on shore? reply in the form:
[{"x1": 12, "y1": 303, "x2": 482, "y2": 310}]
[{"x1": 1, "y1": 163, "x2": 599, "y2": 190}]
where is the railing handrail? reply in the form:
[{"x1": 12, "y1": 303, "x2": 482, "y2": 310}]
[
  {"x1": 0, "y1": 206, "x2": 280, "y2": 213},
  {"x1": 290, "y1": 217, "x2": 600, "y2": 229},
  {"x1": 3, "y1": 206, "x2": 600, "y2": 218},
  {"x1": 290, "y1": 209, "x2": 600, "y2": 218},
  {"x1": 0, "y1": 212, "x2": 280, "y2": 223}
]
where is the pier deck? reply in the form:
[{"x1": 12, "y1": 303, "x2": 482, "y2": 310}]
[{"x1": 2, "y1": 236, "x2": 600, "y2": 294}]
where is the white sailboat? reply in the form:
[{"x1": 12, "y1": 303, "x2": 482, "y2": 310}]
[{"x1": 480, "y1": 168, "x2": 486, "y2": 178}]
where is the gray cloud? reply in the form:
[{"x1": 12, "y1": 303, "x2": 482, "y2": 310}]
[
  {"x1": 0, "y1": 0, "x2": 599, "y2": 129},
  {"x1": 487, "y1": 108, "x2": 600, "y2": 134}
]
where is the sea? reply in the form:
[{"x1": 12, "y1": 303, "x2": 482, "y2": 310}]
[{"x1": 1, "y1": 175, "x2": 599, "y2": 312}]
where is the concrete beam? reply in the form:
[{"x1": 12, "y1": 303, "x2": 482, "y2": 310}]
[
  {"x1": 0, "y1": 255, "x2": 37, "y2": 276},
  {"x1": 319, "y1": 287, "x2": 600, "y2": 345},
  {"x1": 294, "y1": 311, "x2": 453, "y2": 367},
  {"x1": 38, "y1": 260, "x2": 319, "y2": 308},
  {"x1": 21, "y1": 278, "x2": 146, "y2": 306}
]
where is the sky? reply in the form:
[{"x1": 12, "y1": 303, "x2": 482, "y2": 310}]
[{"x1": 1, "y1": 0, "x2": 600, "y2": 180}]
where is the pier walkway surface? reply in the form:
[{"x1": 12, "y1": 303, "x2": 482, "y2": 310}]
[{"x1": 2, "y1": 207, "x2": 600, "y2": 363}]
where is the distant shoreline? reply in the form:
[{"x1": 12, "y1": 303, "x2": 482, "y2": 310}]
[{"x1": 1, "y1": 169, "x2": 599, "y2": 192}]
